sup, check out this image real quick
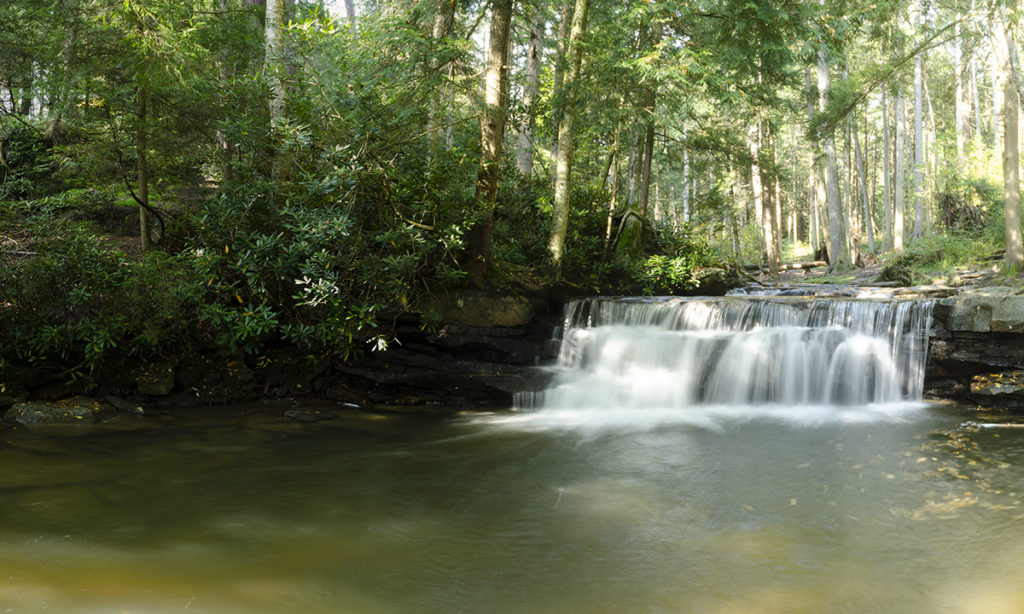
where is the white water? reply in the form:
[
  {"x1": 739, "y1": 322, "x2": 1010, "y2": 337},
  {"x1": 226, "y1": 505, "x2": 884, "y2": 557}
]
[{"x1": 512, "y1": 296, "x2": 934, "y2": 428}]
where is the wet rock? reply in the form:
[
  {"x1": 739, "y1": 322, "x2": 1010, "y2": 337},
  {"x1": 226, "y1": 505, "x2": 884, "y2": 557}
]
[
  {"x1": 136, "y1": 357, "x2": 177, "y2": 396},
  {"x1": 104, "y1": 395, "x2": 146, "y2": 416},
  {"x1": 284, "y1": 409, "x2": 338, "y2": 423},
  {"x1": 3, "y1": 397, "x2": 117, "y2": 426},
  {"x1": 968, "y1": 371, "x2": 1024, "y2": 410}
]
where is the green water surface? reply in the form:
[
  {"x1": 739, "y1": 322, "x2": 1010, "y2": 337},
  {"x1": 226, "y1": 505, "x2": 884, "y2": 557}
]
[{"x1": 1, "y1": 403, "x2": 1023, "y2": 613}]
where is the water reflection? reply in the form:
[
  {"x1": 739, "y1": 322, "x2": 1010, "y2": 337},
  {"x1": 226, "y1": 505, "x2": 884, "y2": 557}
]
[{"x1": 1, "y1": 407, "x2": 1023, "y2": 613}]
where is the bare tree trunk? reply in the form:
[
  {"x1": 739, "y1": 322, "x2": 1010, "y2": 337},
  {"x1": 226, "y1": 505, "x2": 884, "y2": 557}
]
[
  {"x1": 265, "y1": 0, "x2": 286, "y2": 125},
  {"x1": 998, "y1": 10, "x2": 1024, "y2": 269},
  {"x1": 547, "y1": 0, "x2": 592, "y2": 272},
  {"x1": 137, "y1": 83, "x2": 152, "y2": 250},
  {"x1": 1005, "y1": 68, "x2": 1023, "y2": 269},
  {"x1": 913, "y1": 43, "x2": 925, "y2": 239},
  {"x1": 853, "y1": 118, "x2": 874, "y2": 254},
  {"x1": 429, "y1": 0, "x2": 456, "y2": 157},
  {"x1": 549, "y1": 0, "x2": 574, "y2": 167},
  {"x1": 638, "y1": 22, "x2": 662, "y2": 218},
  {"x1": 882, "y1": 89, "x2": 893, "y2": 250},
  {"x1": 466, "y1": 0, "x2": 513, "y2": 286},
  {"x1": 817, "y1": 50, "x2": 848, "y2": 270},
  {"x1": 344, "y1": 0, "x2": 356, "y2": 19},
  {"x1": 894, "y1": 88, "x2": 906, "y2": 252},
  {"x1": 265, "y1": 0, "x2": 286, "y2": 184},
  {"x1": 516, "y1": 1, "x2": 545, "y2": 177},
  {"x1": 805, "y1": 67, "x2": 826, "y2": 257},
  {"x1": 749, "y1": 123, "x2": 767, "y2": 270}
]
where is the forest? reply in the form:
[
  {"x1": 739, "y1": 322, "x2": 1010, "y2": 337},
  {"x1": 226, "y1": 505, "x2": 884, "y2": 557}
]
[{"x1": 1, "y1": 0, "x2": 1022, "y2": 394}]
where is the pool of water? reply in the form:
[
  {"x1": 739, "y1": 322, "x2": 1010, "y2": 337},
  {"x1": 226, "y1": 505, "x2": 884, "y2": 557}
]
[{"x1": 2, "y1": 403, "x2": 1024, "y2": 613}]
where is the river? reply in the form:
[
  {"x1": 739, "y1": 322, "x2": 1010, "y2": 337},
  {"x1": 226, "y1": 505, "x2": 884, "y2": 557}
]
[{"x1": 2, "y1": 403, "x2": 1024, "y2": 613}]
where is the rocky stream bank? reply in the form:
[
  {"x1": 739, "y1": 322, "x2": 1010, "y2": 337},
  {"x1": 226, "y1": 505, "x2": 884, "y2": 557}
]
[{"x1": 6, "y1": 282, "x2": 1024, "y2": 427}]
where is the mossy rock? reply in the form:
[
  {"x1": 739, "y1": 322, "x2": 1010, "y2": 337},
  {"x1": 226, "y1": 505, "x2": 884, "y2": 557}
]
[
  {"x1": 876, "y1": 263, "x2": 914, "y2": 286},
  {"x1": 3, "y1": 397, "x2": 117, "y2": 426}
]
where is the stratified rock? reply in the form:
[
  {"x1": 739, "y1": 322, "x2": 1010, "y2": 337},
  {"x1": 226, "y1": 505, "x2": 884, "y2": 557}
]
[
  {"x1": 3, "y1": 398, "x2": 116, "y2": 426},
  {"x1": 969, "y1": 371, "x2": 1024, "y2": 410},
  {"x1": 941, "y1": 287, "x2": 1024, "y2": 333}
]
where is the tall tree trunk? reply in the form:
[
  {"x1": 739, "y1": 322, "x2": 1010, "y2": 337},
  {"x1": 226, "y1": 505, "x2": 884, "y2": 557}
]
[
  {"x1": 882, "y1": 88, "x2": 892, "y2": 250},
  {"x1": 913, "y1": 45, "x2": 925, "y2": 239},
  {"x1": 971, "y1": 57, "x2": 983, "y2": 141},
  {"x1": 998, "y1": 9, "x2": 1024, "y2": 269},
  {"x1": 265, "y1": 0, "x2": 286, "y2": 182},
  {"x1": 516, "y1": 1, "x2": 545, "y2": 177},
  {"x1": 817, "y1": 50, "x2": 848, "y2": 271},
  {"x1": 638, "y1": 22, "x2": 662, "y2": 218},
  {"x1": 853, "y1": 118, "x2": 874, "y2": 254},
  {"x1": 549, "y1": 0, "x2": 574, "y2": 167},
  {"x1": 137, "y1": 83, "x2": 152, "y2": 251},
  {"x1": 954, "y1": 22, "x2": 966, "y2": 161},
  {"x1": 18, "y1": 70, "x2": 31, "y2": 116},
  {"x1": 429, "y1": 0, "x2": 456, "y2": 157},
  {"x1": 546, "y1": 0, "x2": 592, "y2": 272},
  {"x1": 344, "y1": 0, "x2": 356, "y2": 19},
  {"x1": 749, "y1": 123, "x2": 768, "y2": 270},
  {"x1": 805, "y1": 67, "x2": 826, "y2": 256},
  {"x1": 894, "y1": 88, "x2": 906, "y2": 252},
  {"x1": 265, "y1": 0, "x2": 285, "y2": 124},
  {"x1": 1005, "y1": 65, "x2": 1023, "y2": 269},
  {"x1": 466, "y1": 0, "x2": 513, "y2": 286}
]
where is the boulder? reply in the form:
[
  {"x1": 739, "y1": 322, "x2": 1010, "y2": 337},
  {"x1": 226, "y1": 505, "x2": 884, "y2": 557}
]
[
  {"x1": 3, "y1": 397, "x2": 117, "y2": 426},
  {"x1": 941, "y1": 287, "x2": 1024, "y2": 333},
  {"x1": 968, "y1": 371, "x2": 1024, "y2": 410}
]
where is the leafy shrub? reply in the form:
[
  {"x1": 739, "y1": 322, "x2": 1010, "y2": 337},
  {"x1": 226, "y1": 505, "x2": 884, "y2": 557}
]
[
  {"x1": 0, "y1": 125, "x2": 62, "y2": 199},
  {"x1": 0, "y1": 220, "x2": 202, "y2": 386},
  {"x1": 627, "y1": 223, "x2": 717, "y2": 294}
]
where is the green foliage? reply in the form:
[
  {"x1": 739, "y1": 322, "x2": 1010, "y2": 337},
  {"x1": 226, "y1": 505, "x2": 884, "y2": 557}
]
[
  {"x1": 0, "y1": 220, "x2": 202, "y2": 384},
  {"x1": 0, "y1": 125, "x2": 62, "y2": 199},
  {"x1": 626, "y1": 223, "x2": 717, "y2": 295}
]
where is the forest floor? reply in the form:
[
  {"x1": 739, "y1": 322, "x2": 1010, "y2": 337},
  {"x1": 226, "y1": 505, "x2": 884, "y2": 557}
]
[{"x1": 769, "y1": 258, "x2": 1004, "y2": 289}]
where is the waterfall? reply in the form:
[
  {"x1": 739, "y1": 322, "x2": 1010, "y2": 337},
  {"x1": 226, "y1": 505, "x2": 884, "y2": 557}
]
[{"x1": 516, "y1": 296, "x2": 934, "y2": 413}]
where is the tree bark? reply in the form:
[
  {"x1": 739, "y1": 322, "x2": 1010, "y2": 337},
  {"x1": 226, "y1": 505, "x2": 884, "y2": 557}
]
[
  {"x1": 429, "y1": 0, "x2": 456, "y2": 157},
  {"x1": 637, "y1": 22, "x2": 662, "y2": 218},
  {"x1": 137, "y1": 82, "x2": 152, "y2": 251},
  {"x1": 882, "y1": 88, "x2": 892, "y2": 250},
  {"x1": 1003, "y1": 37, "x2": 1024, "y2": 269},
  {"x1": 546, "y1": 0, "x2": 592, "y2": 272},
  {"x1": 913, "y1": 43, "x2": 925, "y2": 239},
  {"x1": 516, "y1": 1, "x2": 545, "y2": 177},
  {"x1": 466, "y1": 0, "x2": 513, "y2": 287},
  {"x1": 894, "y1": 88, "x2": 906, "y2": 252},
  {"x1": 817, "y1": 50, "x2": 848, "y2": 271},
  {"x1": 853, "y1": 118, "x2": 874, "y2": 254},
  {"x1": 265, "y1": 0, "x2": 286, "y2": 126},
  {"x1": 549, "y1": 0, "x2": 574, "y2": 167}
]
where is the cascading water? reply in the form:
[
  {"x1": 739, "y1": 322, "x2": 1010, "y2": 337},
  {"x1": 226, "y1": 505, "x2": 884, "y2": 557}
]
[{"x1": 513, "y1": 295, "x2": 934, "y2": 425}]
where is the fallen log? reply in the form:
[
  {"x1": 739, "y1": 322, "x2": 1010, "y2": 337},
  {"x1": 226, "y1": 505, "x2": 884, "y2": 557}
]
[{"x1": 779, "y1": 261, "x2": 827, "y2": 271}]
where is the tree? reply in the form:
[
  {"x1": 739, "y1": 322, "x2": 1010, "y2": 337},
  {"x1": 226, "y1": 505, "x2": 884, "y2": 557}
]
[
  {"x1": 996, "y1": 8, "x2": 1024, "y2": 269},
  {"x1": 516, "y1": 0, "x2": 545, "y2": 177},
  {"x1": 465, "y1": 0, "x2": 513, "y2": 286},
  {"x1": 265, "y1": 0, "x2": 286, "y2": 179},
  {"x1": 546, "y1": 0, "x2": 591, "y2": 272},
  {"x1": 817, "y1": 48, "x2": 849, "y2": 271}
]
